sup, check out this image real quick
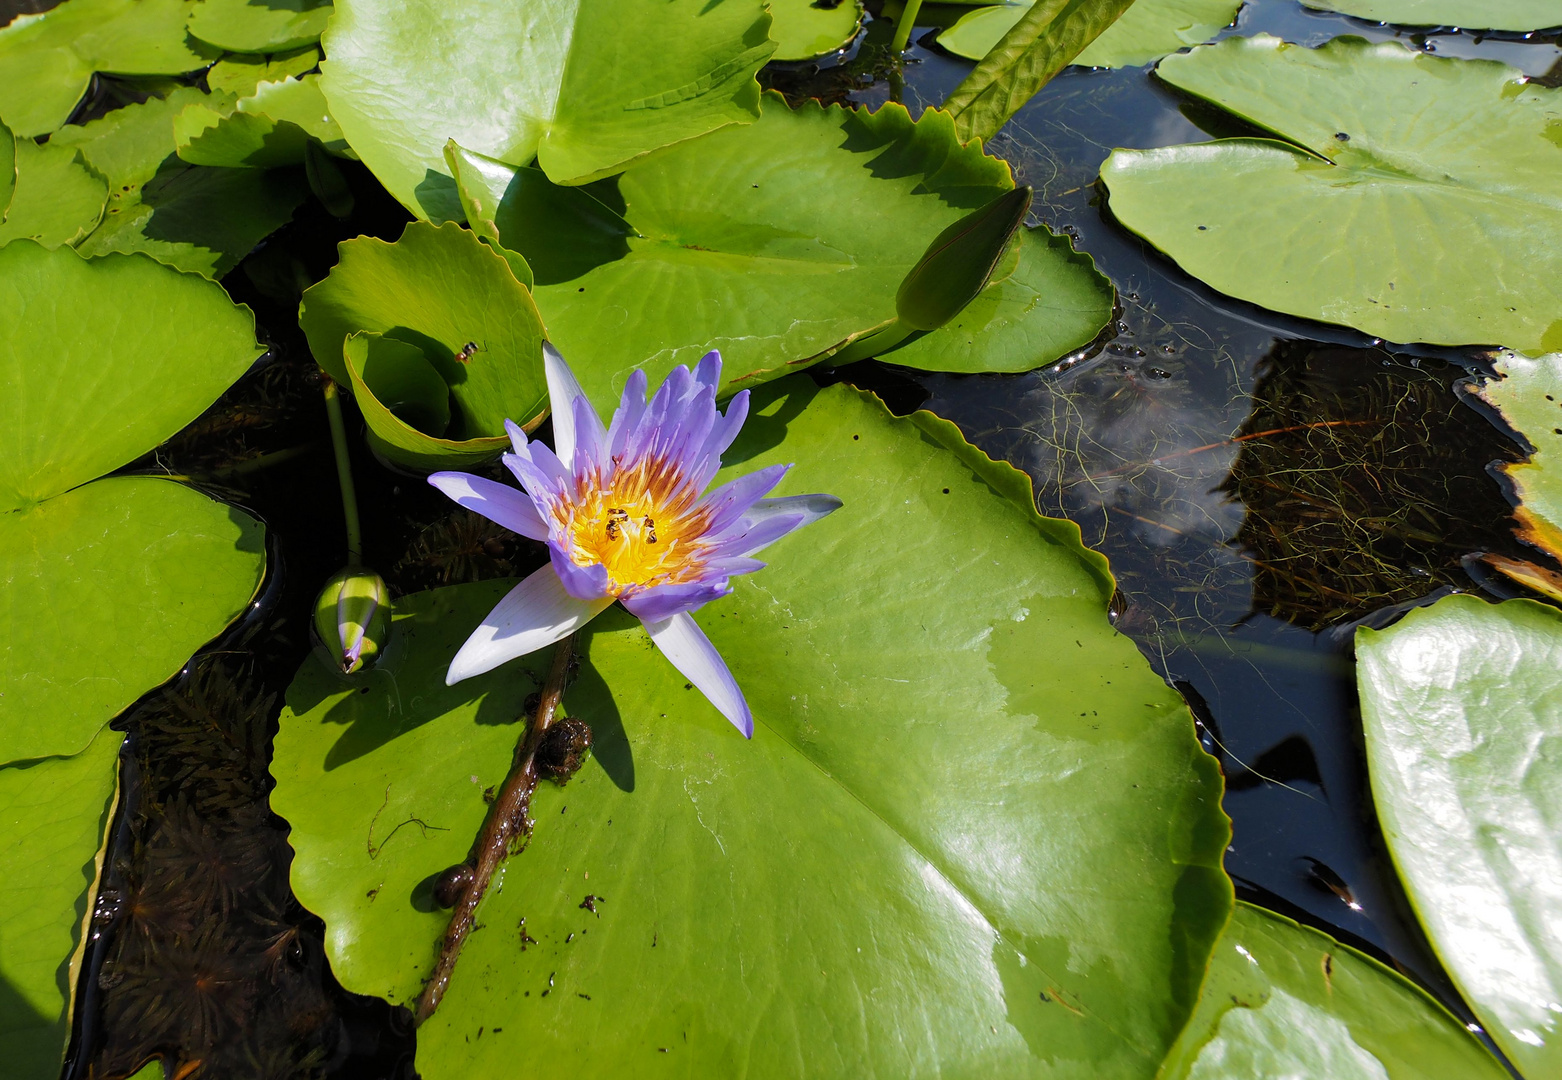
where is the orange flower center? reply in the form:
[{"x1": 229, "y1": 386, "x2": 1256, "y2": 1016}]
[{"x1": 556, "y1": 457, "x2": 709, "y2": 593}]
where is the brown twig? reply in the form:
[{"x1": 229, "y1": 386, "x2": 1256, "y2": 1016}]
[{"x1": 413, "y1": 634, "x2": 575, "y2": 1025}]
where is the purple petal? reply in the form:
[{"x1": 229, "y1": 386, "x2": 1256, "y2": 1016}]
[
  {"x1": 548, "y1": 542, "x2": 614, "y2": 601},
  {"x1": 503, "y1": 418, "x2": 530, "y2": 457},
  {"x1": 643, "y1": 612, "x2": 753, "y2": 738},
  {"x1": 543, "y1": 341, "x2": 606, "y2": 472},
  {"x1": 621, "y1": 580, "x2": 732, "y2": 623},
  {"x1": 743, "y1": 494, "x2": 843, "y2": 531},
  {"x1": 702, "y1": 513, "x2": 804, "y2": 560},
  {"x1": 427, "y1": 472, "x2": 549, "y2": 541},
  {"x1": 696, "y1": 464, "x2": 790, "y2": 533},
  {"x1": 447, "y1": 565, "x2": 611, "y2": 684},
  {"x1": 693, "y1": 350, "x2": 722, "y2": 392},
  {"x1": 607, "y1": 368, "x2": 649, "y2": 461}
]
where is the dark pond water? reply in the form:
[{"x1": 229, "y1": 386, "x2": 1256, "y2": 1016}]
[{"x1": 11, "y1": 0, "x2": 1558, "y2": 1075}]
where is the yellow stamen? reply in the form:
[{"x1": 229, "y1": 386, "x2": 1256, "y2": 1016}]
[{"x1": 556, "y1": 456, "x2": 709, "y2": 594}]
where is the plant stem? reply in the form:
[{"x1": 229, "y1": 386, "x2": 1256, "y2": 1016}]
[
  {"x1": 322, "y1": 378, "x2": 364, "y2": 568},
  {"x1": 414, "y1": 634, "x2": 575, "y2": 1025},
  {"x1": 891, "y1": 0, "x2": 923, "y2": 53}
]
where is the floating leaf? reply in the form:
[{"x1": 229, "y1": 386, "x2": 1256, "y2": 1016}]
[
  {"x1": 271, "y1": 379, "x2": 1231, "y2": 1079},
  {"x1": 452, "y1": 97, "x2": 1108, "y2": 406},
  {"x1": 0, "y1": 243, "x2": 267, "y2": 761},
  {"x1": 205, "y1": 44, "x2": 319, "y2": 97},
  {"x1": 176, "y1": 74, "x2": 351, "y2": 167},
  {"x1": 896, "y1": 185, "x2": 1032, "y2": 330},
  {"x1": 771, "y1": 0, "x2": 863, "y2": 60},
  {"x1": 877, "y1": 225, "x2": 1113, "y2": 372},
  {"x1": 1302, "y1": 0, "x2": 1562, "y2": 31},
  {"x1": 187, "y1": 0, "x2": 333, "y2": 53},
  {"x1": 1475, "y1": 351, "x2": 1562, "y2": 561},
  {"x1": 1160, "y1": 902, "x2": 1510, "y2": 1079},
  {"x1": 299, "y1": 221, "x2": 548, "y2": 462},
  {"x1": 939, "y1": 0, "x2": 1242, "y2": 68},
  {"x1": 1357, "y1": 593, "x2": 1562, "y2": 1078},
  {"x1": 0, "y1": 139, "x2": 107, "y2": 249},
  {"x1": 0, "y1": 0, "x2": 211, "y2": 138},
  {"x1": 0, "y1": 727, "x2": 124, "y2": 1080},
  {"x1": 319, "y1": 0, "x2": 774, "y2": 220},
  {"x1": 944, "y1": 0, "x2": 1137, "y2": 143},
  {"x1": 1101, "y1": 35, "x2": 1562, "y2": 354},
  {"x1": 0, "y1": 120, "x2": 13, "y2": 220}
]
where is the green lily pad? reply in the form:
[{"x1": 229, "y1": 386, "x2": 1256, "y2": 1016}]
[
  {"x1": 1301, "y1": 1, "x2": 1562, "y2": 31},
  {"x1": 1357, "y1": 593, "x2": 1562, "y2": 1079},
  {"x1": 0, "y1": 0, "x2": 212, "y2": 138},
  {"x1": 880, "y1": 225, "x2": 1113, "y2": 372},
  {"x1": 175, "y1": 74, "x2": 351, "y2": 167},
  {"x1": 205, "y1": 44, "x2": 320, "y2": 97},
  {"x1": 319, "y1": 0, "x2": 774, "y2": 221},
  {"x1": 0, "y1": 242, "x2": 267, "y2": 761},
  {"x1": 1475, "y1": 352, "x2": 1562, "y2": 562},
  {"x1": 1160, "y1": 902, "x2": 1510, "y2": 1079},
  {"x1": 1100, "y1": 35, "x2": 1562, "y2": 354},
  {"x1": 771, "y1": 0, "x2": 863, "y2": 60},
  {"x1": 0, "y1": 477, "x2": 266, "y2": 762},
  {"x1": 939, "y1": 0, "x2": 1243, "y2": 68},
  {"x1": 0, "y1": 727, "x2": 124, "y2": 1080},
  {"x1": 0, "y1": 242, "x2": 262, "y2": 508},
  {"x1": 271, "y1": 379, "x2": 1231, "y2": 1079},
  {"x1": 453, "y1": 97, "x2": 1109, "y2": 407},
  {"x1": 0, "y1": 139, "x2": 106, "y2": 249},
  {"x1": 187, "y1": 0, "x2": 333, "y2": 53},
  {"x1": 299, "y1": 221, "x2": 548, "y2": 460}
]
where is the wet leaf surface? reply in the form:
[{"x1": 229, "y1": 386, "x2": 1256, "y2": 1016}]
[
  {"x1": 770, "y1": 0, "x2": 862, "y2": 60},
  {"x1": 319, "y1": 0, "x2": 774, "y2": 219},
  {"x1": 1159, "y1": 902, "x2": 1509, "y2": 1079},
  {"x1": 272, "y1": 379, "x2": 1231, "y2": 1079},
  {"x1": 1357, "y1": 593, "x2": 1562, "y2": 1079},
  {"x1": 1102, "y1": 35, "x2": 1562, "y2": 353}
]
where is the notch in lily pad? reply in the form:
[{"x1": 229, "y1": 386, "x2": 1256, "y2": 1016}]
[{"x1": 833, "y1": 185, "x2": 1034, "y2": 363}]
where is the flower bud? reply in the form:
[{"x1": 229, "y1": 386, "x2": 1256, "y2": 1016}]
[{"x1": 313, "y1": 568, "x2": 392, "y2": 675}]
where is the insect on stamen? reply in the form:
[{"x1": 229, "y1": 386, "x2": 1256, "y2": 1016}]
[{"x1": 644, "y1": 516, "x2": 657, "y2": 544}]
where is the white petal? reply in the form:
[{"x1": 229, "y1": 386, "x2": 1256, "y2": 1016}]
[
  {"x1": 428, "y1": 472, "x2": 549, "y2": 541},
  {"x1": 742, "y1": 494, "x2": 843, "y2": 533},
  {"x1": 543, "y1": 341, "x2": 605, "y2": 472},
  {"x1": 643, "y1": 612, "x2": 753, "y2": 738},
  {"x1": 447, "y1": 566, "x2": 611, "y2": 684}
]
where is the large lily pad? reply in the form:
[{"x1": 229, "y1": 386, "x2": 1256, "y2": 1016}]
[
  {"x1": 0, "y1": 138, "x2": 106, "y2": 249},
  {"x1": 271, "y1": 379, "x2": 1231, "y2": 1079},
  {"x1": 205, "y1": 44, "x2": 319, "y2": 97},
  {"x1": 0, "y1": 242, "x2": 267, "y2": 761},
  {"x1": 1101, "y1": 35, "x2": 1562, "y2": 354},
  {"x1": 0, "y1": 727, "x2": 124, "y2": 1080},
  {"x1": 298, "y1": 221, "x2": 548, "y2": 464},
  {"x1": 939, "y1": 0, "x2": 1243, "y2": 68},
  {"x1": 0, "y1": 0, "x2": 211, "y2": 138},
  {"x1": 1356, "y1": 593, "x2": 1562, "y2": 1079},
  {"x1": 1301, "y1": 1, "x2": 1562, "y2": 31},
  {"x1": 319, "y1": 0, "x2": 774, "y2": 221},
  {"x1": 187, "y1": 0, "x2": 333, "y2": 53},
  {"x1": 771, "y1": 0, "x2": 863, "y2": 60},
  {"x1": 1475, "y1": 351, "x2": 1562, "y2": 561},
  {"x1": 1160, "y1": 902, "x2": 1509, "y2": 1079},
  {"x1": 451, "y1": 97, "x2": 1109, "y2": 407}
]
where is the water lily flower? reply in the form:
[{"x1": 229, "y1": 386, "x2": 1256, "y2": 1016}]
[
  {"x1": 312, "y1": 567, "x2": 393, "y2": 675},
  {"x1": 428, "y1": 345, "x2": 841, "y2": 738}
]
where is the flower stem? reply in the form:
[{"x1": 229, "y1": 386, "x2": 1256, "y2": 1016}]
[
  {"x1": 322, "y1": 378, "x2": 364, "y2": 568},
  {"x1": 891, "y1": 0, "x2": 923, "y2": 53},
  {"x1": 414, "y1": 634, "x2": 575, "y2": 1025}
]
